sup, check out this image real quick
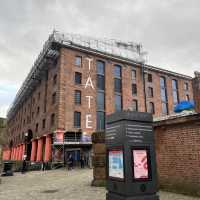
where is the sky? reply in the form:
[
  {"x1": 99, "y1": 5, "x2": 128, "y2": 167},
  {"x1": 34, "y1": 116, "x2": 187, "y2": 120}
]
[{"x1": 0, "y1": 0, "x2": 200, "y2": 118}]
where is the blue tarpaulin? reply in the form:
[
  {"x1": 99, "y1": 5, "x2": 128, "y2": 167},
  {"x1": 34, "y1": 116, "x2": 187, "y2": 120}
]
[{"x1": 174, "y1": 100, "x2": 195, "y2": 113}]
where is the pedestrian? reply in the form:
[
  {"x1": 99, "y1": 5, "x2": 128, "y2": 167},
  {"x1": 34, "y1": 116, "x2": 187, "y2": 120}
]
[
  {"x1": 21, "y1": 159, "x2": 26, "y2": 174},
  {"x1": 67, "y1": 154, "x2": 73, "y2": 170},
  {"x1": 80, "y1": 155, "x2": 84, "y2": 168}
]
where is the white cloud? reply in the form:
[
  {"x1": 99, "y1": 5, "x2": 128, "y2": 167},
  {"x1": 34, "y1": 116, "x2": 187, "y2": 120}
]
[{"x1": 0, "y1": 0, "x2": 200, "y2": 118}]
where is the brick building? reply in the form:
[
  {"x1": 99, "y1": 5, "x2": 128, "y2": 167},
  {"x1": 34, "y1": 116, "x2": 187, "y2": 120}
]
[{"x1": 3, "y1": 31, "x2": 194, "y2": 165}]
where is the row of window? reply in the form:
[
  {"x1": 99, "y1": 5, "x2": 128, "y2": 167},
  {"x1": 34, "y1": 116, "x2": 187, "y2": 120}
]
[{"x1": 35, "y1": 113, "x2": 55, "y2": 132}]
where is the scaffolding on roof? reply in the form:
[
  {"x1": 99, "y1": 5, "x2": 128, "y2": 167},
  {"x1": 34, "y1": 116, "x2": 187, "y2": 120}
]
[{"x1": 7, "y1": 30, "x2": 146, "y2": 120}]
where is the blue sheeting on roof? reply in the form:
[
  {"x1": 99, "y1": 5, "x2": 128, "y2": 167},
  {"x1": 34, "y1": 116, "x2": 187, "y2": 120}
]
[{"x1": 174, "y1": 100, "x2": 195, "y2": 113}]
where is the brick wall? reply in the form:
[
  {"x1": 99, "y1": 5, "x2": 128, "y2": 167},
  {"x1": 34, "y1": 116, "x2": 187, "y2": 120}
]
[{"x1": 154, "y1": 113, "x2": 200, "y2": 196}]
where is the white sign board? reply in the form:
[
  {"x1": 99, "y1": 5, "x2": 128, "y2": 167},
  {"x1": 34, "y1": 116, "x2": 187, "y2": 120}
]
[{"x1": 109, "y1": 149, "x2": 124, "y2": 179}]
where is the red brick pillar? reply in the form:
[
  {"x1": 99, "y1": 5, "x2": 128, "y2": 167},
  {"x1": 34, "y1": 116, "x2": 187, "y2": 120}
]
[
  {"x1": 36, "y1": 138, "x2": 43, "y2": 162},
  {"x1": 31, "y1": 140, "x2": 37, "y2": 161},
  {"x1": 44, "y1": 135, "x2": 52, "y2": 162}
]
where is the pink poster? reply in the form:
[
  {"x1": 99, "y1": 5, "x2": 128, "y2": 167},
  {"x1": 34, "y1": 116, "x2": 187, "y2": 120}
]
[{"x1": 133, "y1": 150, "x2": 148, "y2": 179}]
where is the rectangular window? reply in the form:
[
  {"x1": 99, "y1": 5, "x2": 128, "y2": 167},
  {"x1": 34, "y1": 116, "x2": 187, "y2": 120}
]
[
  {"x1": 51, "y1": 113, "x2": 55, "y2": 126},
  {"x1": 97, "y1": 75, "x2": 105, "y2": 90},
  {"x1": 184, "y1": 82, "x2": 189, "y2": 91},
  {"x1": 75, "y1": 72, "x2": 82, "y2": 84},
  {"x1": 53, "y1": 74, "x2": 57, "y2": 85},
  {"x1": 96, "y1": 111, "x2": 105, "y2": 130},
  {"x1": 75, "y1": 56, "x2": 82, "y2": 66},
  {"x1": 132, "y1": 84, "x2": 137, "y2": 96},
  {"x1": 115, "y1": 94, "x2": 122, "y2": 111},
  {"x1": 148, "y1": 102, "x2": 155, "y2": 114},
  {"x1": 115, "y1": 79, "x2": 122, "y2": 93},
  {"x1": 147, "y1": 74, "x2": 153, "y2": 82},
  {"x1": 148, "y1": 87, "x2": 153, "y2": 97},
  {"x1": 132, "y1": 100, "x2": 138, "y2": 111},
  {"x1": 97, "y1": 92, "x2": 105, "y2": 110},
  {"x1": 160, "y1": 77, "x2": 168, "y2": 114},
  {"x1": 35, "y1": 123, "x2": 39, "y2": 132},
  {"x1": 52, "y1": 92, "x2": 56, "y2": 105},
  {"x1": 74, "y1": 111, "x2": 81, "y2": 128},
  {"x1": 114, "y1": 65, "x2": 122, "y2": 78},
  {"x1": 75, "y1": 90, "x2": 81, "y2": 105},
  {"x1": 186, "y1": 94, "x2": 190, "y2": 101},
  {"x1": 97, "y1": 60, "x2": 105, "y2": 75},
  {"x1": 42, "y1": 119, "x2": 46, "y2": 129},
  {"x1": 96, "y1": 61, "x2": 105, "y2": 131},
  {"x1": 172, "y1": 79, "x2": 179, "y2": 106},
  {"x1": 131, "y1": 68, "x2": 136, "y2": 80}
]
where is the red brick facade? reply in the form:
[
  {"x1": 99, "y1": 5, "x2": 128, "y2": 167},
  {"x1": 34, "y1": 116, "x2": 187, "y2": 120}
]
[{"x1": 4, "y1": 38, "x2": 194, "y2": 162}]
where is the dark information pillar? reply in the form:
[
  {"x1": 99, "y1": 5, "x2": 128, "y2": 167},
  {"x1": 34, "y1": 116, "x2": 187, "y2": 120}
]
[{"x1": 106, "y1": 111, "x2": 159, "y2": 200}]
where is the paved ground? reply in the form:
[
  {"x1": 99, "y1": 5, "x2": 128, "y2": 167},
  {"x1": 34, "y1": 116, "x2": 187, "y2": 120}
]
[{"x1": 0, "y1": 169, "x2": 199, "y2": 200}]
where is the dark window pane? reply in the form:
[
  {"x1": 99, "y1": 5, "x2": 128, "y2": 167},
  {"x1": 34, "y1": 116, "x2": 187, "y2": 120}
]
[
  {"x1": 53, "y1": 74, "x2": 57, "y2": 85},
  {"x1": 148, "y1": 74, "x2": 153, "y2": 82},
  {"x1": 96, "y1": 111, "x2": 105, "y2": 130},
  {"x1": 132, "y1": 84, "x2": 137, "y2": 96},
  {"x1": 114, "y1": 65, "x2": 121, "y2": 78},
  {"x1": 186, "y1": 94, "x2": 190, "y2": 101},
  {"x1": 75, "y1": 72, "x2": 82, "y2": 84},
  {"x1": 148, "y1": 87, "x2": 153, "y2": 97},
  {"x1": 52, "y1": 92, "x2": 56, "y2": 104},
  {"x1": 115, "y1": 95, "x2": 122, "y2": 111},
  {"x1": 97, "y1": 61, "x2": 105, "y2": 75},
  {"x1": 51, "y1": 114, "x2": 55, "y2": 126},
  {"x1": 75, "y1": 56, "x2": 82, "y2": 66},
  {"x1": 97, "y1": 92, "x2": 105, "y2": 110},
  {"x1": 74, "y1": 111, "x2": 81, "y2": 128},
  {"x1": 97, "y1": 75, "x2": 105, "y2": 90},
  {"x1": 75, "y1": 90, "x2": 81, "y2": 105},
  {"x1": 115, "y1": 79, "x2": 122, "y2": 93},
  {"x1": 149, "y1": 102, "x2": 155, "y2": 114},
  {"x1": 132, "y1": 100, "x2": 138, "y2": 111}
]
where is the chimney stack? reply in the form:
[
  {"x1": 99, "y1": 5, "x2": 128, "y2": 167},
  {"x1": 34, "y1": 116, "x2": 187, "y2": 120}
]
[{"x1": 192, "y1": 71, "x2": 200, "y2": 113}]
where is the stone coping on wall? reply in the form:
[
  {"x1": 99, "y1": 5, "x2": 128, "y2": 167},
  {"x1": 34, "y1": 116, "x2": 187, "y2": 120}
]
[{"x1": 153, "y1": 112, "x2": 200, "y2": 127}]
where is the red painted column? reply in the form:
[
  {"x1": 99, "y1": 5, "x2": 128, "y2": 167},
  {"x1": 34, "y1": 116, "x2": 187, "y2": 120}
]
[
  {"x1": 14, "y1": 147, "x2": 17, "y2": 160},
  {"x1": 16, "y1": 146, "x2": 19, "y2": 160},
  {"x1": 22, "y1": 144, "x2": 25, "y2": 160},
  {"x1": 44, "y1": 135, "x2": 52, "y2": 162},
  {"x1": 19, "y1": 145, "x2": 22, "y2": 160},
  {"x1": 11, "y1": 148, "x2": 14, "y2": 160},
  {"x1": 36, "y1": 138, "x2": 43, "y2": 162},
  {"x1": 31, "y1": 140, "x2": 37, "y2": 161},
  {"x1": 8, "y1": 149, "x2": 11, "y2": 160}
]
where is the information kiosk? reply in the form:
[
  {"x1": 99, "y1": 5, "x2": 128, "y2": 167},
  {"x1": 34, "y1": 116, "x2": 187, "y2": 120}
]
[{"x1": 106, "y1": 111, "x2": 159, "y2": 200}]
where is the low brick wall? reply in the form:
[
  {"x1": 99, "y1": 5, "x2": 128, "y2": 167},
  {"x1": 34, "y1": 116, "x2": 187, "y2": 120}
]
[
  {"x1": 91, "y1": 113, "x2": 200, "y2": 196},
  {"x1": 91, "y1": 132, "x2": 106, "y2": 187},
  {"x1": 154, "y1": 113, "x2": 200, "y2": 196}
]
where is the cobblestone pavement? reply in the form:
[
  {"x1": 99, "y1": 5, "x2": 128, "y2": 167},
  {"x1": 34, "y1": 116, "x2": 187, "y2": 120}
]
[{"x1": 0, "y1": 169, "x2": 200, "y2": 200}]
